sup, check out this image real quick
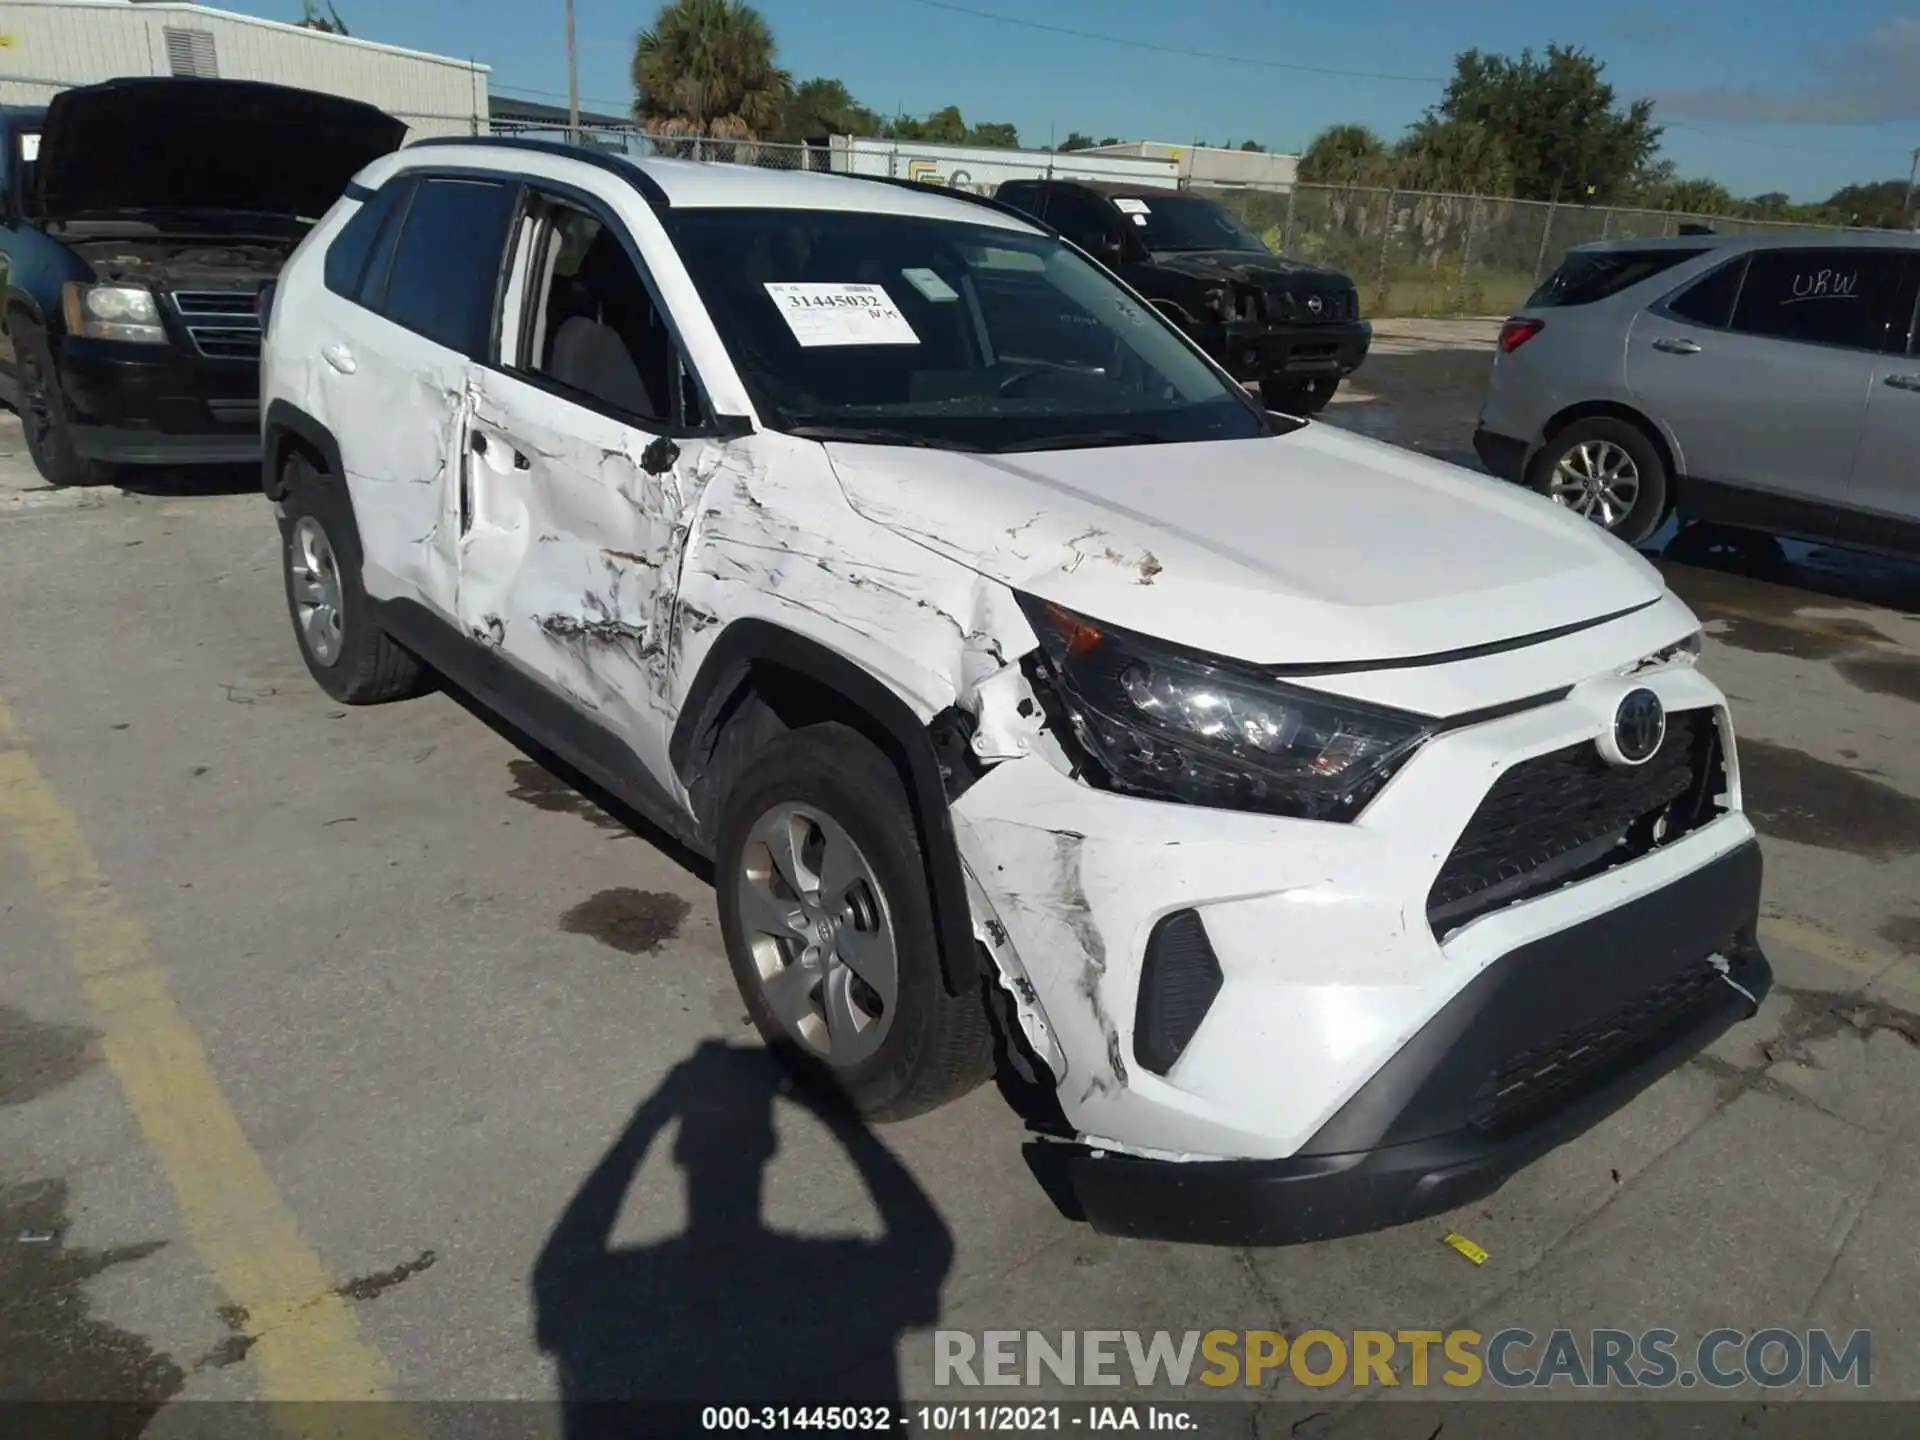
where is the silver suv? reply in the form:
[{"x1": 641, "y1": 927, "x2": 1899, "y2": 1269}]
[{"x1": 1474, "y1": 232, "x2": 1920, "y2": 550}]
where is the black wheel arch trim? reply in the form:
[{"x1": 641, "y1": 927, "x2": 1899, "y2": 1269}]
[
  {"x1": 672, "y1": 618, "x2": 978, "y2": 998},
  {"x1": 262, "y1": 399, "x2": 346, "y2": 502}
]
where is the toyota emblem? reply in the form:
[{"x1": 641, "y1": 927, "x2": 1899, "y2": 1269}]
[
  {"x1": 1307, "y1": 295, "x2": 1324, "y2": 315},
  {"x1": 1606, "y1": 688, "x2": 1666, "y2": 767}
]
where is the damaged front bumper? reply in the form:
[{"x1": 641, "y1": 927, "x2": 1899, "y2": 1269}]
[{"x1": 1058, "y1": 841, "x2": 1768, "y2": 1245}]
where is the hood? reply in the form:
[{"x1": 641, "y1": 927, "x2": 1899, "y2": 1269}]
[
  {"x1": 825, "y1": 424, "x2": 1667, "y2": 669},
  {"x1": 36, "y1": 78, "x2": 405, "y2": 222},
  {"x1": 1152, "y1": 250, "x2": 1345, "y2": 286}
]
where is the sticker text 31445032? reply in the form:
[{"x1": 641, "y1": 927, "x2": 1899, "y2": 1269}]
[{"x1": 762, "y1": 283, "x2": 921, "y2": 347}]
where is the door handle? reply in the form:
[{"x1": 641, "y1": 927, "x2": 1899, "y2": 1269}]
[
  {"x1": 321, "y1": 343, "x2": 357, "y2": 375},
  {"x1": 1884, "y1": 373, "x2": 1920, "y2": 392},
  {"x1": 1651, "y1": 337, "x2": 1702, "y2": 355},
  {"x1": 471, "y1": 430, "x2": 531, "y2": 469}
]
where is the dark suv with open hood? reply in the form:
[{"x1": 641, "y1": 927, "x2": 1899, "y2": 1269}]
[
  {"x1": 995, "y1": 179, "x2": 1370, "y2": 413},
  {"x1": 0, "y1": 77, "x2": 404, "y2": 485}
]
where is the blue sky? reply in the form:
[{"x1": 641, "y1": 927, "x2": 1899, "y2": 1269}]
[{"x1": 229, "y1": 0, "x2": 1920, "y2": 201}]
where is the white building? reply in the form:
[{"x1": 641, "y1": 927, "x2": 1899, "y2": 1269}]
[
  {"x1": 1079, "y1": 140, "x2": 1300, "y2": 193},
  {"x1": 828, "y1": 135, "x2": 1181, "y2": 195},
  {"x1": 0, "y1": 0, "x2": 488, "y2": 138}
]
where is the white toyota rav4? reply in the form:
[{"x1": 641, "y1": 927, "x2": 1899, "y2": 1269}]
[{"x1": 258, "y1": 139, "x2": 1770, "y2": 1244}]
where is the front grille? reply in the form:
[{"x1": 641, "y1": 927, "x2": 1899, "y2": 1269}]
[
  {"x1": 1470, "y1": 962, "x2": 1726, "y2": 1137},
  {"x1": 1428, "y1": 709, "x2": 1725, "y2": 935},
  {"x1": 170, "y1": 290, "x2": 263, "y2": 360},
  {"x1": 1266, "y1": 287, "x2": 1354, "y2": 323}
]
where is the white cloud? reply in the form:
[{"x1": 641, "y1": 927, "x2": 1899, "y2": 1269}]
[{"x1": 1649, "y1": 19, "x2": 1920, "y2": 124}]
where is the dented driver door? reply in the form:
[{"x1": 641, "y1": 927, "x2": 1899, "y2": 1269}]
[{"x1": 457, "y1": 191, "x2": 705, "y2": 775}]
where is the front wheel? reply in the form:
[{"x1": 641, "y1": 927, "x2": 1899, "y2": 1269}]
[
  {"x1": 1530, "y1": 417, "x2": 1669, "y2": 547},
  {"x1": 16, "y1": 324, "x2": 111, "y2": 487},
  {"x1": 716, "y1": 723, "x2": 993, "y2": 1121},
  {"x1": 1260, "y1": 375, "x2": 1337, "y2": 415}
]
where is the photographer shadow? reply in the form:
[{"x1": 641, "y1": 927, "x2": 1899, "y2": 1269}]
[{"x1": 533, "y1": 1040, "x2": 953, "y2": 1436}]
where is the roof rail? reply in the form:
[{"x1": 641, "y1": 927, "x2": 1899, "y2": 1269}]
[
  {"x1": 404, "y1": 134, "x2": 670, "y2": 208},
  {"x1": 843, "y1": 172, "x2": 1056, "y2": 233}
]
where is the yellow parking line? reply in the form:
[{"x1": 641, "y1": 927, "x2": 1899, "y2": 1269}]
[
  {"x1": 1759, "y1": 916, "x2": 1920, "y2": 999},
  {"x1": 0, "y1": 696, "x2": 418, "y2": 1431}
]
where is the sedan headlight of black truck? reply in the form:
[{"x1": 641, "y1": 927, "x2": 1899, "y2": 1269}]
[{"x1": 1020, "y1": 595, "x2": 1436, "y2": 820}]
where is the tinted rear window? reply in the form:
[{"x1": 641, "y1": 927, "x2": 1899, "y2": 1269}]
[
  {"x1": 324, "y1": 179, "x2": 405, "y2": 302},
  {"x1": 1526, "y1": 248, "x2": 1707, "y2": 308},
  {"x1": 381, "y1": 177, "x2": 519, "y2": 356}
]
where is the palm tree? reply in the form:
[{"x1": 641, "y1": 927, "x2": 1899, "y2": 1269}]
[{"x1": 632, "y1": 0, "x2": 791, "y2": 141}]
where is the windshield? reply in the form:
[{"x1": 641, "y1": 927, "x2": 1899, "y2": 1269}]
[
  {"x1": 1126, "y1": 195, "x2": 1270, "y2": 254},
  {"x1": 667, "y1": 207, "x2": 1273, "y2": 452}
]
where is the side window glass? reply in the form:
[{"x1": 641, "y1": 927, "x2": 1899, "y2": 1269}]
[
  {"x1": 1729, "y1": 249, "x2": 1906, "y2": 352},
  {"x1": 381, "y1": 177, "x2": 519, "y2": 356},
  {"x1": 1664, "y1": 256, "x2": 1746, "y2": 328},
  {"x1": 520, "y1": 202, "x2": 674, "y2": 423},
  {"x1": 324, "y1": 179, "x2": 404, "y2": 302},
  {"x1": 1049, "y1": 192, "x2": 1120, "y2": 257}
]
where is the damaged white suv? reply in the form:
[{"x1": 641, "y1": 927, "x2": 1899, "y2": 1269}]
[{"x1": 259, "y1": 139, "x2": 1770, "y2": 1244}]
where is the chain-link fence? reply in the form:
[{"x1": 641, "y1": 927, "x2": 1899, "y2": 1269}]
[{"x1": 1202, "y1": 185, "x2": 1892, "y2": 318}]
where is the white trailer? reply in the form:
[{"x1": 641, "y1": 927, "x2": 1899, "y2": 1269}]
[
  {"x1": 827, "y1": 135, "x2": 1181, "y2": 196},
  {"x1": 0, "y1": 0, "x2": 488, "y2": 139}
]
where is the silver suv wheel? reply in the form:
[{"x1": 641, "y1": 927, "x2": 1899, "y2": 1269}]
[
  {"x1": 737, "y1": 801, "x2": 898, "y2": 1067},
  {"x1": 1548, "y1": 438, "x2": 1641, "y2": 531},
  {"x1": 289, "y1": 515, "x2": 346, "y2": 667}
]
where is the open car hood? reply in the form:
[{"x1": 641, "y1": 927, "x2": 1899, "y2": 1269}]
[
  {"x1": 36, "y1": 78, "x2": 405, "y2": 222},
  {"x1": 825, "y1": 423, "x2": 1670, "y2": 669}
]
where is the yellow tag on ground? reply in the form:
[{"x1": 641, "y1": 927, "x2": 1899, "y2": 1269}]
[{"x1": 1442, "y1": 1231, "x2": 1489, "y2": 1265}]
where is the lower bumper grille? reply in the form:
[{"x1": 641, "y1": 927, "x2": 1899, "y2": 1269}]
[{"x1": 1428, "y1": 708, "x2": 1726, "y2": 935}]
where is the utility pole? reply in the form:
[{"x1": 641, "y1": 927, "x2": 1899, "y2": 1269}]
[
  {"x1": 565, "y1": 0, "x2": 580, "y2": 145},
  {"x1": 1906, "y1": 147, "x2": 1919, "y2": 230}
]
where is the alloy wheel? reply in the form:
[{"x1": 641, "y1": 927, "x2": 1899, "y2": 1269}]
[
  {"x1": 736, "y1": 802, "x2": 899, "y2": 1067},
  {"x1": 289, "y1": 516, "x2": 346, "y2": 667},
  {"x1": 1548, "y1": 439, "x2": 1641, "y2": 530}
]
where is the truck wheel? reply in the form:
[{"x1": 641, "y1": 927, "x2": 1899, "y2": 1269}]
[
  {"x1": 278, "y1": 452, "x2": 425, "y2": 704},
  {"x1": 1530, "y1": 416, "x2": 1669, "y2": 547},
  {"x1": 717, "y1": 723, "x2": 993, "y2": 1121},
  {"x1": 16, "y1": 324, "x2": 110, "y2": 487},
  {"x1": 1260, "y1": 376, "x2": 1336, "y2": 415}
]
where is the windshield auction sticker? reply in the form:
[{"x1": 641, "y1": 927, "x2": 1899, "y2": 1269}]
[
  {"x1": 1113, "y1": 197, "x2": 1151, "y2": 214},
  {"x1": 763, "y1": 283, "x2": 920, "y2": 347}
]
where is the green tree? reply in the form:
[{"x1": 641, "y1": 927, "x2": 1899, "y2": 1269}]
[
  {"x1": 296, "y1": 0, "x2": 349, "y2": 34},
  {"x1": 1663, "y1": 177, "x2": 1737, "y2": 217},
  {"x1": 777, "y1": 77, "x2": 881, "y2": 142},
  {"x1": 1239, "y1": 140, "x2": 1265, "y2": 153},
  {"x1": 632, "y1": 0, "x2": 790, "y2": 139},
  {"x1": 1822, "y1": 179, "x2": 1910, "y2": 229},
  {"x1": 885, "y1": 105, "x2": 967, "y2": 143},
  {"x1": 1058, "y1": 132, "x2": 1099, "y2": 151},
  {"x1": 1298, "y1": 124, "x2": 1392, "y2": 186},
  {"x1": 1392, "y1": 117, "x2": 1511, "y2": 194},
  {"x1": 966, "y1": 120, "x2": 1020, "y2": 148},
  {"x1": 1434, "y1": 45, "x2": 1660, "y2": 202}
]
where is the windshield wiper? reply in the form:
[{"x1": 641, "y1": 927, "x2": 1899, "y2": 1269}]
[
  {"x1": 787, "y1": 425, "x2": 983, "y2": 452},
  {"x1": 991, "y1": 430, "x2": 1174, "y2": 454}
]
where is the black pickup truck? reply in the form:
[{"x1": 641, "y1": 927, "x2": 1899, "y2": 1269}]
[
  {"x1": 0, "y1": 77, "x2": 403, "y2": 485},
  {"x1": 995, "y1": 178, "x2": 1370, "y2": 414}
]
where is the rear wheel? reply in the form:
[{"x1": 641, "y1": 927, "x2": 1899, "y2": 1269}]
[
  {"x1": 278, "y1": 452, "x2": 425, "y2": 704},
  {"x1": 1530, "y1": 416, "x2": 1669, "y2": 547},
  {"x1": 717, "y1": 723, "x2": 993, "y2": 1121},
  {"x1": 1260, "y1": 375, "x2": 1337, "y2": 415},
  {"x1": 15, "y1": 322, "x2": 111, "y2": 487}
]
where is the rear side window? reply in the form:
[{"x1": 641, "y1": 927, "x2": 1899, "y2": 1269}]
[
  {"x1": 324, "y1": 180, "x2": 405, "y2": 301},
  {"x1": 1526, "y1": 248, "x2": 1706, "y2": 308},
  {"x1": 997, "y1": 182, "x2": 1045, "y2": 219},
  {"x1": 381, "y1": 177, "x2": 521, "y2": 356},
  {"x1": 1664, "y1": 256, "x2": 1746, "y2": 327},
  {"x1": 1729, "y1": 248, "x2": 1907, "y2": 352}
]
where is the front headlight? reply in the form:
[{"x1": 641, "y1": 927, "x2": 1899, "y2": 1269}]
[
  {"x1": 62, "y1": 282, "x2": 167, "y2": 344},
  {"x1": 1020, "y1": 596, "x2": 1437, "y2": 821}
]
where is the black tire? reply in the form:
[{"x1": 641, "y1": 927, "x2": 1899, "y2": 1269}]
[
  {"x1": 716, "y1": 723, "x2": 993, "y2": 1121},
  {"x1": 1260, "y1": 375, "x2": 1337, "y2": 415},
  {"x1": 278, "y1": 452, "x2": 425, "y2": 705},
  {"x1": 1530, "y1": 416, "x2": 1670, "y2": 547},
  {"x1": 15, "y1": 321, "x2": 111, "y2": 487}
]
